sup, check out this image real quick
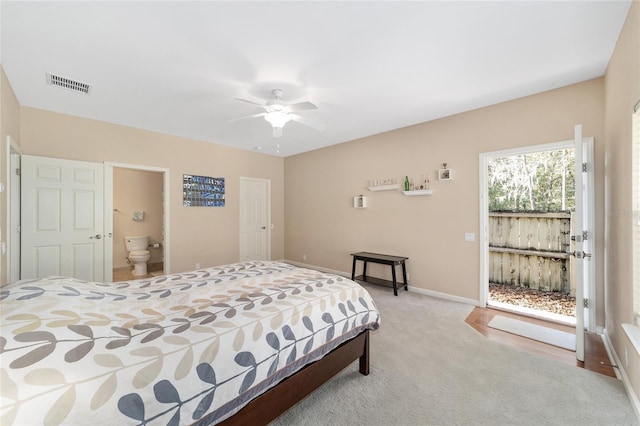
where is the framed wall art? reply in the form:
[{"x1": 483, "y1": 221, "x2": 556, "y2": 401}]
[{"x1": 183, "y1": 174, "x2": 225, "y2": 207}]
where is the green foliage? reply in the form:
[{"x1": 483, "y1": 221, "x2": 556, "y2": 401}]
[{"x1": 488, "y1": 149, "x2": 575, "y2": 212}]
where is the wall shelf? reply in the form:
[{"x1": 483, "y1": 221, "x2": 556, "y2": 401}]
[
  {"x1": 353, "y1": 195, "x2": 367, "y2": 208},
  {"x1": 438, "y1": 169, "x2": 452, "y2": 180},
  {"x1": 402, "y1": 190, "x2": 433, "y2": 196},
  {"x1": 367, "y1": 184, "x2": 400, "y2": 191}
]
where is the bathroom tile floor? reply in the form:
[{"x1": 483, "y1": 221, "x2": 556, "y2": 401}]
[{"x1": 112, "y1": 268, "x2": 164, "y2": 282}]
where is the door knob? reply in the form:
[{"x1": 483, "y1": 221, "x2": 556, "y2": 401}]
[
  {"x1": 262, "y1": 226, "x2": 266, "y2": 229},
  {"x1": 90, "y1": 234, "x2": 102, "y2": 239}
]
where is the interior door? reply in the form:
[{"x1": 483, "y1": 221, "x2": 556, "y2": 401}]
[
  {"x1": 8, "y1": 137, "x2": 21, "y2": 282},
  {"x1": 239, "y1": 177, "x2": 270, "y2": 261},
  {"x1": 572, "y1": 124, "x2": 595, "y2": 362},
  {"x1": 21, "y1": 155, "x2": 104, "y2": 281}
]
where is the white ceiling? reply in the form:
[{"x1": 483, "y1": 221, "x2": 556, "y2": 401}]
[{"x1": 0, "y1": 1, "x2": 632, "y2": 157}]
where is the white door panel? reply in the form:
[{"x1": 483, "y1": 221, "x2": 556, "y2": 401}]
[
  {"x1": 572, "y1": 124, "x2": 595, "y2": 362},
  {"x1": 21, "y1": 155, "x2": 104, "y2": 281},
  {"x1": 240, "y1": 178, "x2": 270, "y2": 261},
  {"x1": 9, "y1": 146, "x2": 21, "y2": 282},
  {"x1": 35, "y1": 246, "x2": 61, "y2": 277}
]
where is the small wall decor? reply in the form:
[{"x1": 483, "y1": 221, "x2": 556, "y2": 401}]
[
  {"x1": 439, "y1": 163, "x2": 452, "y2": 181},
  {"x1": 183, "y1": 174, "x2": 225, "y2": 207},
  {"x1": 353, "y1": 195, "x2": 367, "y2": 208}
]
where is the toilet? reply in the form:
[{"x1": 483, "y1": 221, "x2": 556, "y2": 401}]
[{"x1": 125, "y1": 236, "x2": 151, "y2": 276}]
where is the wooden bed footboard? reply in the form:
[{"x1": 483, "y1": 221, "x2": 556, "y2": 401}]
[{"x1": 217, "y1": 329, "x2": 371, "y2": 426}]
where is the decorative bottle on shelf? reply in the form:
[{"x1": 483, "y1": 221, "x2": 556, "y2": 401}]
[{"x1": 404, "y1": 176, "x2": 410, "y2": 191}]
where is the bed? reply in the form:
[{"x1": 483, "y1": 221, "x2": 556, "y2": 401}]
[{"x1": 0, "y1": 261, "x2": 380, "y2": 425}]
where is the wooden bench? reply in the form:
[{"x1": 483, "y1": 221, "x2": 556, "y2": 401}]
[{"x1": 350, "y1": 252, "x2": 408, "y2": 296}]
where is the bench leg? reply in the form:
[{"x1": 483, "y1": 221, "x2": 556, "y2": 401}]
[
  {"x1": 391, "y1": 264, "x2": 398, "y2": 296},
  {"x1": 401, "y1": 261, "x2": 408, "y2": 291},
  {"x1": 351, "y1": 257, "x2": 357, "y2": 281},
  {"x1": 362, "y1": 261, "x2": 368, "y2": 281}
]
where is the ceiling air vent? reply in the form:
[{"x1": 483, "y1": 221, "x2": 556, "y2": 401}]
[{"x1": 46, "y1": 73, "x2": 91, "y2": 94}]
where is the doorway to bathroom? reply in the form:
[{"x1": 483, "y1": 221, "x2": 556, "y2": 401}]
[{"x1": 104, "y1": 163, "x2": 170, "y2": 282}]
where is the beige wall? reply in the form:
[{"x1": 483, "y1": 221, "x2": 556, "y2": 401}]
[
  {"x1": 0, "y1": 66, "x2": 21, "y2": 285},
  {"x1": 604, "y1": 0, "x2": 640, "y2": 405},
  {"x1": 113, "y1": 168, "x2": 164, "y2": 269},
  {"x1": 285, "y1": 78, "x2": 605, "y2": 318},
  {"x1": 19, "y1": 107, "x2": 285, "y2": 274}
]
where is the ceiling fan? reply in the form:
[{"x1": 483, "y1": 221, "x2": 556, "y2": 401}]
[{"x1": 232, "y1": 89, "x2": 326, "y2": 137}]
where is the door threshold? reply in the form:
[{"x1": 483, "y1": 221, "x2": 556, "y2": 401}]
[{"x1": 488, "y1": 300, "x2": 576, "y2": 327}]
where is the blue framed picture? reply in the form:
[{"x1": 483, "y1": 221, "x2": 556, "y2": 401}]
[{"x1": 183, "y1": 174, "x2": 225, "y2": 207}]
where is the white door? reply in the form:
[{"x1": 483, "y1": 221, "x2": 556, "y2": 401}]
[
  {"x1": 572, "y1": 124, "x2": 595, "y2": 362},
  {"x1": 8, "y1": 137, "x2": 21, "y2": 282},
  {"x1": 239, "y1": 177, "x2": 270, "y2": 261},
  {"x1": 21, "y1": 155, "x2": 104, "y2": 281}
]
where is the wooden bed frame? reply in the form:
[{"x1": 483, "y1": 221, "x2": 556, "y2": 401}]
[{"x1": 216, "y1": 329, "x2": 370, "y2": 426}]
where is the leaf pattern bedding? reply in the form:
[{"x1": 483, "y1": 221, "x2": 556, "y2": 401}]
[{"x1": 0, "y1": 261, "x2": 380, "y2": 425}]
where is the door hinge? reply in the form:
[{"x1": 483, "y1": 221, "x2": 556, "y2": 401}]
[
  {"x1": 584, "y1": 298, "x2": 589, "y2": 309},
  {"x1": 570, "y1": 250, "x2": 592, "y2": 259},
  {"x1": 571, "y1": 231, "x2": 589, "y2": 242},
  {"x1": 582, "y1": 163, "x2": 588, "y2": 173},
  {"x1": 15, "y1": 168, "x2": 21, "y2": 176}
]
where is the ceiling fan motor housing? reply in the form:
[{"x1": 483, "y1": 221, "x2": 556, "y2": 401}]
[{"x1": 266, "y1": 89, "x2": 287, "y2": 112}]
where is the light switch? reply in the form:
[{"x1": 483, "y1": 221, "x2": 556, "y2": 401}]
[
  {"x1": 465, "y1": 233, "x2": 475, "y2": 242},
  {"x1": 0, "y1": 183, "x2": 4, "y2": 193}
]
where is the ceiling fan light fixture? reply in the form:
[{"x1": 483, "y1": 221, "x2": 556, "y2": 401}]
[
  {"x1": 234, "y1": 89, "x2": 323, "y2": 138},
  {"x1": 264, "y1": 111, "x2": 291, "y2": 129}
]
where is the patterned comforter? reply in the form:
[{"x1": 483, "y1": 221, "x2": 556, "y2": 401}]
[{"x1": 0, "y1": 261, "x2": 380, "y2": 425}]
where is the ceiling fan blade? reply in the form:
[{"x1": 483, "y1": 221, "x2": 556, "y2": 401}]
[
  {"x1": 234, "y1": 97, "x2": 267, "y2": 108},
  {"x1": 287, "y1": 101, "x2": 317, "y2": 112},
  {"x1": 289, "y1": 114, "x2": 326, "y2": 131},
  {"x1": 229, "y1": 112, "x2": 267, "y2": 122}
]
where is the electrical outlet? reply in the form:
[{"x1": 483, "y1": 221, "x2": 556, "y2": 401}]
[
  {"x1": 195, "y1": 262, "x2": 201, "y2": 269},
  {"x1": 625, "y1": 346, "x2": 629, "y2": 367},
  {"x1": 303, "y1": 254, "x2": 307, "y2": 261},
  {"x1": 407, "y1": 273, "x2": 410, "y2": 281}
]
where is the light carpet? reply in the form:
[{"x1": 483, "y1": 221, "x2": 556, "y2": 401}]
[
  {"x1": 487, "y1": 314, "x2": 576, "y2": 351},
  {"x1": 271, "y1": 282, "x2": 638, "y2": 426}
]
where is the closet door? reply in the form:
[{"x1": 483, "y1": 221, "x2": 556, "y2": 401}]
[
  {"x1": 21, "y1": 155, "x2": 104, "y2": 281},
  {"x1": 239, "y1": 177, "x2": 270, "y2": 261}
]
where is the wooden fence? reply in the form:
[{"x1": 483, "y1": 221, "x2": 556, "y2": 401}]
[{"x1": 489, "y1": 212, "x2": 572, "y2": 293}]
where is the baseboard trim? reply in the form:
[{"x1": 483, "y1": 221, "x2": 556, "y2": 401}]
[
  {"x1": 283, "y1": 260, "x2": 351, "y2": 278},
  {"x1": 408, "y1": 286, "x2": 481, "y2": 307},
  {"x1": 283, "y1": 259, "x2": 480, "y2": 307},
  {"x1": 603, "y1": 328, "x2": 640, "y2": 420}
]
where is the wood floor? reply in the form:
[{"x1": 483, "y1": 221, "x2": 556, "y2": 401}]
[{"x1": 465, "y1": 307, "x2": 617, "y2": 378}]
